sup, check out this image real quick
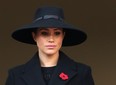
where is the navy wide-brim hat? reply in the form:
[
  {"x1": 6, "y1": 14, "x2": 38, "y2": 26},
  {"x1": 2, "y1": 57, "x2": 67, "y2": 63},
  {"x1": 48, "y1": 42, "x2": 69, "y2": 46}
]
[{"x1": 12, "y1": 7, "x2": 87, "y2": 46}]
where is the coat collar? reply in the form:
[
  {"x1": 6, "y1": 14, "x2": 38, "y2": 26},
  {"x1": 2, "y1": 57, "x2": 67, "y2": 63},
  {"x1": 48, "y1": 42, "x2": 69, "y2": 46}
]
[{"x1": 21, "y1": 51, "x2": 78, "y2": 85}]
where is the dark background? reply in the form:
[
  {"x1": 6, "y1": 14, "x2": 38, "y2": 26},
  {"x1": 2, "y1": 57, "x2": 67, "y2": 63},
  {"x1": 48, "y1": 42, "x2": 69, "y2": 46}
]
[{"x1": 0, "y1": 0, "x2": 116, "y2": 85}]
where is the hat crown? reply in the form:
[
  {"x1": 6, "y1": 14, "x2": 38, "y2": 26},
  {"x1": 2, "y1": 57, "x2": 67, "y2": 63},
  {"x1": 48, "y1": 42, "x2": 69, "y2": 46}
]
[
  {"x1": 34, "y1": 7, "x2": 64, "y2": 21},
  {"x1": 12, "y1": 6, "x2": 87, "y2": 46}
]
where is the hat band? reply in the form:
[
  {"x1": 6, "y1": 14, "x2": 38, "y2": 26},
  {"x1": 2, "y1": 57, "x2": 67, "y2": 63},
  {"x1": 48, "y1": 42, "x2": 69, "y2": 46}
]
[{"x1": 34, "y1": 15, "x2": 63, "y2": 22}]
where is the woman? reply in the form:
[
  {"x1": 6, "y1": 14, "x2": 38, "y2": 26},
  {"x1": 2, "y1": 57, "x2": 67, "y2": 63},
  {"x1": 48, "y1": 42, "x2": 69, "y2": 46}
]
[{"x1": 6, "y1": 7, "x2": 94, "y2": 85}]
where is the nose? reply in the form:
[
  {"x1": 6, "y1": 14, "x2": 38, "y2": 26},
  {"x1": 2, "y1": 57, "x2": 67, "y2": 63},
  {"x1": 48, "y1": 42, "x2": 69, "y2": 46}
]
[{"x1": 48, "y1": 35, "x2": 54, "y2": 43}]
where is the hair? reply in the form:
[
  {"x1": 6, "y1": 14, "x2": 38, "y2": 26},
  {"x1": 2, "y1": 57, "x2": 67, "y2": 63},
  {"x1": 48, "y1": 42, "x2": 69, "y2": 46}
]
[{"x1": 32, "y1": 27, "x2": 65, "y2": 35}]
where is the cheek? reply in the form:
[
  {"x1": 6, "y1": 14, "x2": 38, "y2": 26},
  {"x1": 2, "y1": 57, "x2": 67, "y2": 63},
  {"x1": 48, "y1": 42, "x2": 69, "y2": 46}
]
[
  {"x1": 36, "y1": 37, "x2": 45, "y2": 47},
  {"x1": 56, "y1": 37, "x2": 64, "y2": 46}
]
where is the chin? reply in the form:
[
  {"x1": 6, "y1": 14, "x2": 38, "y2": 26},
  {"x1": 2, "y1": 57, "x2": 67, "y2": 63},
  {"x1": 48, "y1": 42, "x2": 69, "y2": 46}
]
[{"x1": 45, "y1": 50, "x2": 58, "y2": 55}]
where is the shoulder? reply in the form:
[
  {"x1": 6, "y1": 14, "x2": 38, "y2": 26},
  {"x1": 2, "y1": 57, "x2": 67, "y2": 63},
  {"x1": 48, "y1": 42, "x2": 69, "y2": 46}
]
[
  {"x1": 8, "y1": 53, "x2": 38, "y2": 74},
  {"x1": 60, "y1": 51, "x2": 92, "y2": 73},
  {"x1": 76, "y1": 62, "x2": 91, "y2": 71},
  {"x1": 74, "y1": 61, "x2": 92, "y2": 77},
  {"x1": 8, "y1": 64, "x2": 25, "y2": 75}
]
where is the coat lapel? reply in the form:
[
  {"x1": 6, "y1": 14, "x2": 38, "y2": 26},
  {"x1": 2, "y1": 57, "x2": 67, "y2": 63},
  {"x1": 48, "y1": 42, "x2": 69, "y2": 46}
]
[
  {"x1": 20, "y1": 51, "x2": 78, "y2": 85},
  {"x1": 48, "y1": 51, "x2": 78, "y2": 85},
  {"x1": 21, "y1": 53, "x2": 46, "y2": 85}
]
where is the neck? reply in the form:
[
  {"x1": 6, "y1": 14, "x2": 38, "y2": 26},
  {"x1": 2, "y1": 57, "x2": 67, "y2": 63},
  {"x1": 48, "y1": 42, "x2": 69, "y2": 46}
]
[{"x1": 38, "y1": 50, "x2": 59, "y2": 67}]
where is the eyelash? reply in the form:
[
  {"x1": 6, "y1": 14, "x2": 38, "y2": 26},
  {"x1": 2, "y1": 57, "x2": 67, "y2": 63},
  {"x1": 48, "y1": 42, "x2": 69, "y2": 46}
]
[
  {"x1": 40, "y1": 32, "x2": 61, "y2": 36},
  {"x1": 41, "y1": 32, "x2": 49, "y2": 36},
  {"x1": 55, "y1": 32, "x2": 61, "y2": 35}
]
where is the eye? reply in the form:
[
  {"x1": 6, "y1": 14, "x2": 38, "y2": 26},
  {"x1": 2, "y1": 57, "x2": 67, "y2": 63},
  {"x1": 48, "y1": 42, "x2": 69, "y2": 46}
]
[
  {"x1": 54, "y1": 32, "x2": 61, "y2": 36},
  {"x1": 41, "y1": 32, "x2": 49, "y2": 36}
]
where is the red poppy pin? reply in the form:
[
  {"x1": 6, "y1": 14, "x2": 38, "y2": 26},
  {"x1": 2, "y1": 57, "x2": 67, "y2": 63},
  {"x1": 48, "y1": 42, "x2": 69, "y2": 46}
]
[{"x1": 59, "y1": 72, "x2": 68, "y2": 80}]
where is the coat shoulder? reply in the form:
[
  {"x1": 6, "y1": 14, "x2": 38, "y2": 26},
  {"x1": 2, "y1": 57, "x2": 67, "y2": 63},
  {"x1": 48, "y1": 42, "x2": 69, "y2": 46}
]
[
  {"x1": 74, "y1": 61, "x2": 92, "y2": 77},
  {"x1": 8, "y1": 53, "x2": 37, "y2": 74},
  {"x1": 8, "y1": 64, "x2": 26, "y2": 76},
  {"x1": 76, "y1": 62, "x2": 91, "y2": 70}
]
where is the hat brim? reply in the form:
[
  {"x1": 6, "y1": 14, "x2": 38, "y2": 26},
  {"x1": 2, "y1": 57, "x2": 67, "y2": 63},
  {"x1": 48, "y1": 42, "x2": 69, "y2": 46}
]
[{"x1": 12, "y1": 19, "x2": 87, "y2": 46}]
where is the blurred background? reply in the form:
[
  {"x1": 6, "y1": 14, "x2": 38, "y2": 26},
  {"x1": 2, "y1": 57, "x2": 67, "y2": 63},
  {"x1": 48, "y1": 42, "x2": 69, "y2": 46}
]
[{"x1": 0, "y1": 0, "x2": 116, "y2": 85}]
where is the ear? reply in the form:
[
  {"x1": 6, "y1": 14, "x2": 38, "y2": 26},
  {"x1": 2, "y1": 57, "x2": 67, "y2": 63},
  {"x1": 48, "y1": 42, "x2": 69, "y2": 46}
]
[{"x1": 32, "y1": 32, "x2": 37, "y2": 42}]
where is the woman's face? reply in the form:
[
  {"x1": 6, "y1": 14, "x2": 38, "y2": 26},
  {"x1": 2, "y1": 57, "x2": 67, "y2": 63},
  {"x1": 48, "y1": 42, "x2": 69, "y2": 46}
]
[{"x1": 32, "y1": 28, "x2": 65, "y2": 55}]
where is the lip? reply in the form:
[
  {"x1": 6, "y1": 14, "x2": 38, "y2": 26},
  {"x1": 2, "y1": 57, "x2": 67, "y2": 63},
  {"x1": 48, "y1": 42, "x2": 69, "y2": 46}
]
[{"x1": 45, "y1": 45, "x2": 56, "y2": 48}]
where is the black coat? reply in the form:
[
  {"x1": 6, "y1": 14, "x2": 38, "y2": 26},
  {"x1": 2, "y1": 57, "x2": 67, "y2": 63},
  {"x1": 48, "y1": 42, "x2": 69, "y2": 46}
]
[{"x1": 6, "y1": 51, "x2": 94, "y2": 85}]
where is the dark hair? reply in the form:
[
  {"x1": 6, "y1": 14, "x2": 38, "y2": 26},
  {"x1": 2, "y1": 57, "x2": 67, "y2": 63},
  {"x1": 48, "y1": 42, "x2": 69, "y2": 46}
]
[{"x1": 32, "y1": 28, "x2": 65, "y2": 35}]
